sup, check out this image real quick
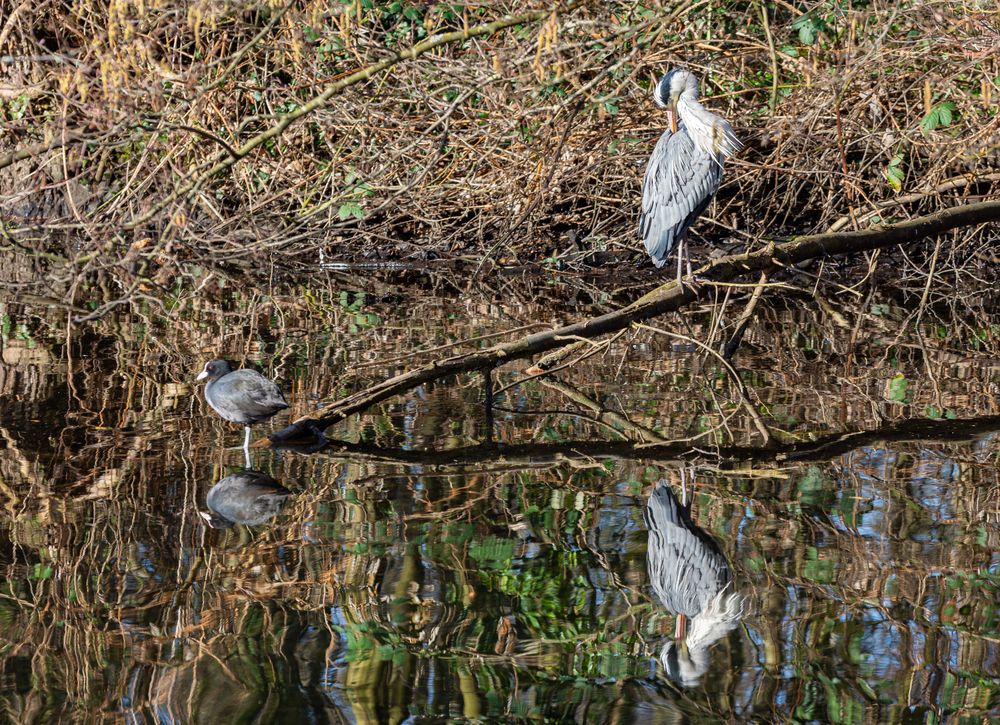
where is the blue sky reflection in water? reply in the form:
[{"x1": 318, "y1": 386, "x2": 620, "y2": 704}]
[{"x1": 0, "y1": 289, "x2": 998, "y2": 723}]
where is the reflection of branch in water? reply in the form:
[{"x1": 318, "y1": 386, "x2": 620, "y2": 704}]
[
  {"x1": 539, "y1": 376, "x2": 666, "y2": 444},
  {"x1": 280, "y1": 413, "x2": 1000, "y2": 469},
  {"x1": 265, "y1": 201, "x2": 1000, "y2": 444},
  {"x1": 635, "y1": 322, "x2": 772, "y2": 446}
]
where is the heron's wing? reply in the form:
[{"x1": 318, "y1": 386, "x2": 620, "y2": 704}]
[
  {"x1": 639, "y1": 127, "x2": 723, "y2": 267},
  {"x1": 644, "y1": 483, "x2": 730, "y2": 617}
]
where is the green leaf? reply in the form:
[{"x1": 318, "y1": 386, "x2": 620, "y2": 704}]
[
  {"x1": 920, "y1": 101, "x2": 958, "y2": 134},
  {"x1": 337, "y1": 201, "x2": 365, "y2": 221},
  {"x1": 887, "y1": 373, "x2": 908, "y2": 403},
  {"x1": 886, "y1": 165, "x2": 904, "y2": 192},
  {"x1": 791, "y1": 13, "x2": 825, "y2": 45},
  {"x1": 886, "y1": 153, "x2": 905, "y2": 192},
  {"x1": 938, "y1": 101, "x2": 955, "y2": 125},
  {"x1": 920, "y1": 108, "x2": 939, "y2": 133}
]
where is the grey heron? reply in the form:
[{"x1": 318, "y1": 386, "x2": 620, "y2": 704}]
[
  {"x1": 644, "y1": 479, "x2": 744, "y2": 687},
  {"x1": 196, "y1": 359, "x2": 288, "y2": 465},
  {"x1": 640, "y1": 68, "x2": 742, "y2": 281}
]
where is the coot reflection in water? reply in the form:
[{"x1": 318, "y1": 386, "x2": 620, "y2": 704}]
[
  {"x1": 201, "y1": 470, "x2": 291, "y2": 529},
  {"x1": 644, "y1": 479, "x2": 744, "y2": 687}
]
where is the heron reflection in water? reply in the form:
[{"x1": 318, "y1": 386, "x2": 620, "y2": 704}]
[{"x1": 644, "y1": 478, "x2": 744, "y2": 687}]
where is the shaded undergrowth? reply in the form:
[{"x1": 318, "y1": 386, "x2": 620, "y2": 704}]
[{"x1": 0, "y1": 0, "x2": 997, "y2": 298}]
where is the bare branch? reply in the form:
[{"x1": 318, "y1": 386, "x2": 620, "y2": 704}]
[{"x1": 267, "y1": 200, "x2": 1000, "y2": 442}]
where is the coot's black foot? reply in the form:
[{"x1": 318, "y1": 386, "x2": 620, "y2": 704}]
[{"x1": 304, "y1": 420, "x2": 330, "y2": 445}]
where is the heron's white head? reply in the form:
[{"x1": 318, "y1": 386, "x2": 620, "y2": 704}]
[
  {"x1": 656, "y1": 590, "x2": 745, "y2": 687},
  {"x1": 654, "y1": 69, "x2": 698, "y2": 133},
  {"x1": 659, "y1": 640, "x2": 710, "y2": 688}
]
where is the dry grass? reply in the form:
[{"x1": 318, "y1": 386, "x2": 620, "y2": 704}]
[{"x1": 0, "y1": 0, "x2": 997, "y2": 287}]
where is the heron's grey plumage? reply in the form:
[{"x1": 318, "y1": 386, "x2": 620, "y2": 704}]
[
  {"x1": 644, "y1": 482, "x2": 730, "y2": 616},
  {"x1": 640, "y1": 68, "x2": 741, "y2": 271},
  {"x1": 644, "y1": 481, "x2": 744, "y2": 687},
  {"x1": 640, "y1": 129, "x2": 722, "y2": 269}
]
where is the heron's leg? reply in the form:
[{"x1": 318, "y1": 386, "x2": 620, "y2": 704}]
[
  {"x1": 675, "y1": 238, "x2": 684, "y2": 285},
  {"x1": 679, "y1": 237, "x2": 704, "y2": 293}
]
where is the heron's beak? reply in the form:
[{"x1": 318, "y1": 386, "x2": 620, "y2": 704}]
[
  {"x1": 668, "y1": 97, "x2": 679, "y2": 133},
  {"x1": 196, "y1": 370, "x2": 208, "y2": 381},
  {"x1": 674, "y1": 613, "x2": 687, "y2": 641}
]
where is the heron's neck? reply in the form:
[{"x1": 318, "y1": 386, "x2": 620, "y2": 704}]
[
  {"x1": 677, "y1": 93, "x2": 740, "y2": 161},
  {"x1": 677, "y1": 94, "x2": 715, "y2": 153}
]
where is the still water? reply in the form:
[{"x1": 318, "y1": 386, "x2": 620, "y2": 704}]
[{"x1": 0, "y1": 279, "x2": 998, "y2": 723}]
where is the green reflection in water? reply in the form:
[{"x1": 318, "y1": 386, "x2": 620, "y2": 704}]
[{"x1": 0, "y1": 289, "x2": 998, "y2": 723}]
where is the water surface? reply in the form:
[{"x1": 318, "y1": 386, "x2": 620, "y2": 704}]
[{"x1": 0, "y1": 280, "x2": 998, "y2": 723}]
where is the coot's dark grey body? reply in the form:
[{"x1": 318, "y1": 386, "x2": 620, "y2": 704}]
[
  {"x1": 198, "y1": 359, "x2": 288, "y2": 426},
  {"x1": 196, "y1": 359, "x2": 288, "y2": 453},
  {"x1": 201, "y1": 470, "x2": 291, "y2": 528}
]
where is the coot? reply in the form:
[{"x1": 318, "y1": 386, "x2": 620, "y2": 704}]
[
  {"x1": 200, "y1": 470, "x2": 291, "y2": 528},
  {"x1": 196, "y1": 359, "x2": 288, "y2": 452}
]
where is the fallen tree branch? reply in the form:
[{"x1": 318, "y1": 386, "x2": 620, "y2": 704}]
[
  {"x1": 0, "y1": 128, "x2": 88, "y2": 173},
  {"x1": 266, "y1": 199, "x2": 1000, "y2": 443},
  {"x1": 826, "y1": 172, "x2": 1000, "y2": 233},
  {"x1": 273, "y1": 413, "x2": 1000, "y2": 469}
]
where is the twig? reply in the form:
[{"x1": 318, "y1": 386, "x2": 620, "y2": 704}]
[
  {"x1": 827, "y1": 173, "x2": 1000, "y2": 233},
  {"x1": 723, "y1": 269, "x2": 770, "y2": 360},
  {"x1": 123, "y1": 5, "x2": 576, "y2": 229},
  {"x1": 635, "y1": 322, "x2": 773, "y2": 446},
  {"x1": 759, "y1": 1, "x2": 779, "y2": 114}
]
